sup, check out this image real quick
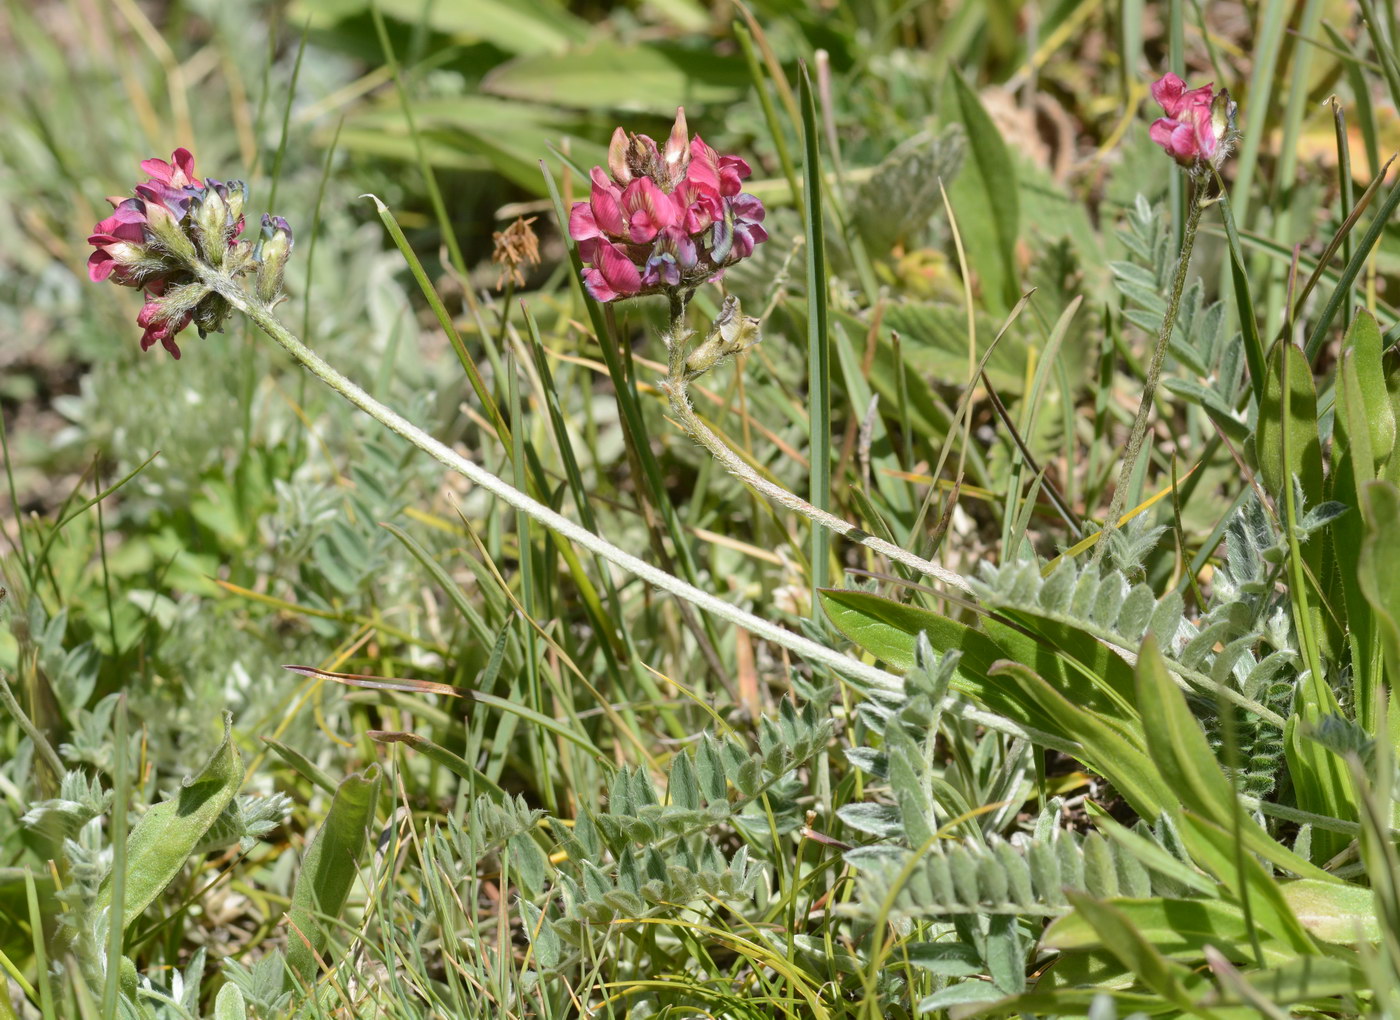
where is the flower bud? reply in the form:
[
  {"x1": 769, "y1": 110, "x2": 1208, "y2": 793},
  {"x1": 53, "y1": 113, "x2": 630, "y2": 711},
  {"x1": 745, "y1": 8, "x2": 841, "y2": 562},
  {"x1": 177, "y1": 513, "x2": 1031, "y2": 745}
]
[
  {"x1": 223, "y1": 180, "x2": 246, "y2": 228},
  {"x1": 141, "y1": 200, "x2": 199, "y2": 266},
  {"x1": 190, "y1": 187, "x2": 230, "y2": 266},
  {"x1": 255, "y1": 214, "x2": 294, "y2": 304},
  {"x1": 684, "y1": 295, "x2": 761, "y2": 379}
]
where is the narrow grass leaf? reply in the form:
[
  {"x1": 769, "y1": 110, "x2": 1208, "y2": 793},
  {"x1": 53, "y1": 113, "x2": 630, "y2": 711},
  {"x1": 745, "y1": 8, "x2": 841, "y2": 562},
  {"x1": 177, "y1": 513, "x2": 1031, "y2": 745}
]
[{"x1": 799, "y1": 63, "x2": 831, "y2": 603}]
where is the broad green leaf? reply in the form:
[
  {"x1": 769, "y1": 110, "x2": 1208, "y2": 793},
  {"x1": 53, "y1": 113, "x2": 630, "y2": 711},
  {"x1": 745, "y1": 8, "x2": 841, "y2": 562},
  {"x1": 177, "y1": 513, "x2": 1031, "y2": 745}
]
[
  {"x1": 286, "y1": 766, "x2": 382, "y2": 985},
  {"x1": 1279, "y1": 878, "x2": 1381, "y2": 943},
  {"x1": 483, "y1": 41, "x2": 749, "y2": 113},
  {"x1": 289, "y1": 0, "x2": 589, "y2": 55},
  {"x1": 987, "y1": 661, "x2": 1169, "y2": 818},
  {"x1": 819, "y1": 588, "x2": 958, "y2": 670},
  {"x1": 1134, "y1": 636, "x2": 1235, "y2": 825},
  {"x1": 213, "y1": 982, "x2": 246, "y2": 1020},
  {"x1": 1331, "y1": 319, "x2": 1391, "y2": 732},
  {"x1": 818, "y1": 588, "x2": 1061, "y2": 736},
  {"x1": 1178, "y1": 813, "x2": 1321, "y2": 953},
  {"x1": 917, "y1": 980, "x2": 1010, "y2": 1012},
  {"x1": 1043, "y1": 897, "x2": 1293, "y2": 965},
  {"x1": 1359, "y1": 481, "x2": 1400, "y2": 697},
  {"x1": 1341, "y1": 310, "x2": 1396, "y2": 469},
  {"x1": 1059, "y1": 890, "x2": 1194, "y2": 1009},
  {"x1": 1255, "y1": 343, "x2": 1323, "y2": 500},
  {"x1": 95, "y1": 715, "x2": 241, "y2": 940},
  {"x1": 942, "y1": 69, "x2": 1019, "y2": 312},
  {"x1": 1206, "y1": 954, "x2": 1365, "y2": 1008}
]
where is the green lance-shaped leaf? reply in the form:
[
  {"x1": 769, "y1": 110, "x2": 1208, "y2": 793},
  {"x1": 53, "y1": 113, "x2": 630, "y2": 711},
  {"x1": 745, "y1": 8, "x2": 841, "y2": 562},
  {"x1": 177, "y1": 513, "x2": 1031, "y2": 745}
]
[
  {"x1": 95, "y1": 714, "x2": 241, "y2": 942},
  {"x1": 1279, "y1": 878, "x2": 1382, "y2": 943},
  {"x1": 1359, "y1": 480, "x2": 1400, "y2": 699},
  {"x1": 1255, "y1": 342, "x2": 1324, "y2": 500},
  {"x1": 943, "y1": 68, "x2": 1020, "y2": 313},
  {"x1": 285, "y1": 765, "x2": 381, "y2": 986},
  {"x1": 1135, "y1": 636, "x2": 1333, "y2": 886}
]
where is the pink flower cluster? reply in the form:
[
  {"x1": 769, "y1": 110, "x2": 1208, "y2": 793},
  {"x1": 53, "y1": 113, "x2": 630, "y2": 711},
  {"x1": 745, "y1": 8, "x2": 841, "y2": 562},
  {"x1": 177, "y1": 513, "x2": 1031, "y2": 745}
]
[
  {"x1": 569, "y1": 109, "x2": 767, "y2": 302},
  {"x1": 87, "y1": 149, "x2": 248, "y2": 357},
  {"x1": 1148, "y1": 74, "x2": 1235, "y2": 172}
]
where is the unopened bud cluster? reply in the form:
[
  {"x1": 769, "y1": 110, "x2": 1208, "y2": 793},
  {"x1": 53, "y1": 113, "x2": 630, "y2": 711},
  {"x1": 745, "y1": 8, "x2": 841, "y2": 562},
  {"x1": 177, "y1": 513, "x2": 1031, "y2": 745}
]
[
  {"x1": 87, "y1": 149, "x2": 293, "y2": 358},
  {"x1": 568, "y1": 108, "x2": 767, "y2": 303},
  {"x1": 683, "y1": 296, "x2": 762, "y2": 380}
]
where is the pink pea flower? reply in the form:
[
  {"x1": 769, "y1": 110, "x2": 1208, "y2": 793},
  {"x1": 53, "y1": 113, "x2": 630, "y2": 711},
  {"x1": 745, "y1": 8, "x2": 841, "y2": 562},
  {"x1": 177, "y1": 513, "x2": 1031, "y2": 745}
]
[
  {"x1": 1149, "y1": 73, "x2": 1237, "y2": 173},
  {"x1": 88, "y1": 148, "x2": 285, "y2": 358},
  {"x1": 568, "y1": 108, "x2": 767, "y2": 303}
]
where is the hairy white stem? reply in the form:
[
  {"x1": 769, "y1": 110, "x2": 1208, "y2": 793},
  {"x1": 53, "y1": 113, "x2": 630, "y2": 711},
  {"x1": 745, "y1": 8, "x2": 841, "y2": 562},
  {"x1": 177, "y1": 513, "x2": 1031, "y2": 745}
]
[
  {"x1": 201, "y1": 271, "x2": 1072, "y2": 750},
  {"x1": 663, "y1": 346, "x2": 971, "y2": 594}
]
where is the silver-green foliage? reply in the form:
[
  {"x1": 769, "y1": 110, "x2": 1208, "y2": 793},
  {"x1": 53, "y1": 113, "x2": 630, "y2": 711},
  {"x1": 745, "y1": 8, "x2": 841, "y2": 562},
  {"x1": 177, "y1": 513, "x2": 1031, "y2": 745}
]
[
  {"x1": 843, "y1": 824, "x2": 1159, "y2": 919},
  {"x1": 517, "y1": 699, "x2": 833, "y2": 970},
  {"x1": 836, "y1": 639, "x2": 1185, "y2": 920},
  {"x1": 1112, "y1": 194, "x2": 1252, "y2": 440},
  {"x1": 973, "y1": 503, "x2": 1306, "y2": 796}
]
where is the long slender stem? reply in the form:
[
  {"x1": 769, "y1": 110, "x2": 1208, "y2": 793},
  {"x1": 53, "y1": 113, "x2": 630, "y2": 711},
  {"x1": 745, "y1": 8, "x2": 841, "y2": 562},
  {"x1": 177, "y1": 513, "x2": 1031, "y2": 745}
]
[
  {"x1": 201, "y1": 273, "x2": 1067, "y2": 749},
  {"x1": 198, "y1": 268, "x2": 900, "y2": 695},
  {"x1": 1096, "y1": 182, "x2": 1209, "y2": 559},
  {"x1": 662, "y1": 314, "x2": 972, "y2": 594}
]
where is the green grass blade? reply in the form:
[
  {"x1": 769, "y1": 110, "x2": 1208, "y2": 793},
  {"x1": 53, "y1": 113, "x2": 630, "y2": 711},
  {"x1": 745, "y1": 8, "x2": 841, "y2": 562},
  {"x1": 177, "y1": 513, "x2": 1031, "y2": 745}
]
[
  {"x1": 799, "y1": 64, "x2": 831, "y2": 609},
  {"x1": 363, "y1": 194, "x2": 510, "y2": 446},
  {"x1": 1304, "y1": 159, "x2": 1400, "y2": 359}
]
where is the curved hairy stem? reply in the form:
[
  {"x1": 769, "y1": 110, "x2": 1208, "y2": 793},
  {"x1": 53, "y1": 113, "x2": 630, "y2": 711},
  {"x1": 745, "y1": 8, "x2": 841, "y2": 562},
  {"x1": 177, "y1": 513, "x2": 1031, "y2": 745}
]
[
  {"x1": 197, "y1": 266, "x2": 913, "y2": 700},
  {"x1": 1096, "y1": 183, "x2": 1210, "y2": 560},
  {"x1": 661, "y1": 308, "x2": 972, "y2": 594}
]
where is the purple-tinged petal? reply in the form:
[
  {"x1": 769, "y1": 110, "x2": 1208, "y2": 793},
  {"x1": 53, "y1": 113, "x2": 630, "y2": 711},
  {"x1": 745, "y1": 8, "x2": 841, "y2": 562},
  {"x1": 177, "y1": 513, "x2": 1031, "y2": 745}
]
[
  {"x1": 588, "y1": 169, "x2": 627, "y2": 236},
  {"x1": 717, "y1": 155, "x2": 750, "y2": 197},
  {"x1": 1150, "y1": 74, "x2": 1188, "y2": 115}
]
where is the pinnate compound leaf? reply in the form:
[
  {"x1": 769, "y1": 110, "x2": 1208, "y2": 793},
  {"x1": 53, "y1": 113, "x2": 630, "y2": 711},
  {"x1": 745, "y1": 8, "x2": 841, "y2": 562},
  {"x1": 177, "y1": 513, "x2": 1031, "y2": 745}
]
[{"x1": 96, "y1": 714, "x2": 242, "y2": 941}]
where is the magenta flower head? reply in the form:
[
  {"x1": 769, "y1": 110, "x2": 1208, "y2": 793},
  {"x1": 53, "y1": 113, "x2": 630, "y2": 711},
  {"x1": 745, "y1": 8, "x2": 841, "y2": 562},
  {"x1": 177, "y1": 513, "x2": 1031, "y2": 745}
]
[
  {"x1": 87, "y1": 148, "x2": 291, "y2": 358},
  {"x1": 1149, "y1": 74, "x2": 1237, "y2": 174},
  {"x1": 568, "y1": 108, "x2": 767, "y2": 303}
]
